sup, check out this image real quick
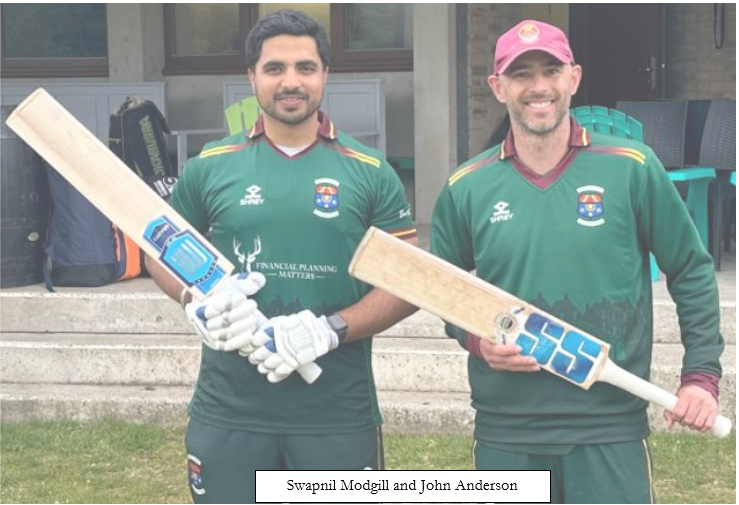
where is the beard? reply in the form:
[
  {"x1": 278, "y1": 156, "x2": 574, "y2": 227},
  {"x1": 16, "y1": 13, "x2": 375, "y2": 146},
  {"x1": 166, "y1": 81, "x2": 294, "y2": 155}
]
[
  {"x1": 255, "y1": 87, "x2": 323, "y2": 126},
  {"x1": 509, "y1": 96, "x2": 570, "y2": 137}
]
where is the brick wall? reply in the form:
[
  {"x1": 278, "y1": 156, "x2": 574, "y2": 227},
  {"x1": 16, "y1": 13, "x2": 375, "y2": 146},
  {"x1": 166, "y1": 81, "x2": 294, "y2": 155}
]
[
  {"x1": 666, "y1": 4, "x2": 736, "y2": 99},
  {"x1": 466, "y1": 4, "x2": 522, "y2": 157}
]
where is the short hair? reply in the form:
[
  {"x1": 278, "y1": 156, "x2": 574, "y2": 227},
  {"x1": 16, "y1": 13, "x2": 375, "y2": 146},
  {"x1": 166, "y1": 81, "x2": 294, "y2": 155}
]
[{"x1": 245, "y1": 9, "x2": 331, "y2": 70}]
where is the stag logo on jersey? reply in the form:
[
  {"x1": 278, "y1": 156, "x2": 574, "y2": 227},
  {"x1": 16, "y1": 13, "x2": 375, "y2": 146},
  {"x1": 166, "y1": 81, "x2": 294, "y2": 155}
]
[
  {"x1": 234, "y1": 236, "x2": 261, "y2": 273},
  {"x1": 240, "y1": 185, "x2": 264, "y2": 206},
  {"x1": 313, "y1": 178, "x2": 340, "y2": 219},
  {"x1": 576, "y1": 185, "x2": 605, "y2": 227},
  {"x1": 187, "y1": 454, "x2": 206, "y2": 496},
  {"x1": 489, "y1": 201, "x2": 514, "y2": 224},
  {"x1": 518, "y1": 23, "x2": 540, "y2": 43}
]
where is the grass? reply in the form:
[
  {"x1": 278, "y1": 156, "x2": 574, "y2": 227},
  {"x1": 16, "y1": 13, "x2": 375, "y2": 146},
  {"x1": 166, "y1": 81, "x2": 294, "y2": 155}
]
[{"x1": 0, "y1": 421, "x2": 735, "y2": 504}]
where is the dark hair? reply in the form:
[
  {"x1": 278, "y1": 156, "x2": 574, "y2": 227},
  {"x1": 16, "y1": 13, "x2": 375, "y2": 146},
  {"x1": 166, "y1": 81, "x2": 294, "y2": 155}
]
[{"x1": 245, "y1": 9, "x2": 331, "y2": 70}]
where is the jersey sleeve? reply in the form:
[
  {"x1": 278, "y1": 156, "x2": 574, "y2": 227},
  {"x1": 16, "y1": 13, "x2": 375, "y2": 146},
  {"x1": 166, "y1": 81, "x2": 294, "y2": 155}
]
[
  {"x1": 635, "y1": 150, "x2": 724, "y2": 376},
  {"x1": 368, "y1": 159, "x2": 415, "y2": 235},
  {"x1": 430, "y1": 182, "x2": 476, "y2": 347},
  {"x1": 168, "y1": 156, "x2": 210, "y2": 235}
]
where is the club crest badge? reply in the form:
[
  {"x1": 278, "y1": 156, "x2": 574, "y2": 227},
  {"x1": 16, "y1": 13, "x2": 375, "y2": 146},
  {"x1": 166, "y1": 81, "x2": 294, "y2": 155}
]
[
  {"x1": 188, "y1": 454, "x2": 205, "y2": 496},
  {"x1": 518, "y1": 23, "x2": 540, "y2": 43},
  {"x1": 313, "y1": 178, "x2": 340, "y2": 219},
  {"x1": 576, "y1": 185, "x2": 605, "y2": 227}
]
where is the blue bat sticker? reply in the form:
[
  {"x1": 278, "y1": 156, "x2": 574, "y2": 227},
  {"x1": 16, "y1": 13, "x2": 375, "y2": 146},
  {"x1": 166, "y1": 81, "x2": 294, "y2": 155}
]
[
  {"x1": 143, "y1": 216, "x2": 226, "y2": 296},
  {"x1": 516, "y1": 312, "x2": 603, "y2": 384}
]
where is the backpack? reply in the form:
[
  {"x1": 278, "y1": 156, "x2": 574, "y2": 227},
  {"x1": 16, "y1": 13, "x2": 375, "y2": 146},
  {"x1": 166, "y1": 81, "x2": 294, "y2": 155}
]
[
  {"x1": 43, "y1": 168, "x2": 140, "y2": 289},
  {"x1": 108, "y1": 96, "x2": 178, "y2": 199}
]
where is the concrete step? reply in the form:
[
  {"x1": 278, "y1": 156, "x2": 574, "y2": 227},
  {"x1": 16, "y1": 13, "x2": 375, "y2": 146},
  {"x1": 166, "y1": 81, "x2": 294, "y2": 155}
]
[
  {"x1": 1, "y1": 384, "x2": 730, "y2": 437},
  {"x1": 1, "y1": 334, "x2": 734, "y2": 420},
  {"x1": 1, "y1": 291, "x2": 735, "y2": 345},
  {"x1": 2, "y1": 333, "x2": 733, "y2": 388}
]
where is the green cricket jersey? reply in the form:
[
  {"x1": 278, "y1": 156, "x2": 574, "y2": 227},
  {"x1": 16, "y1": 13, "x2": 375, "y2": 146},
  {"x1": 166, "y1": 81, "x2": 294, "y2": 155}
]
[
  {"x1": 170, "y1": 113, "x2": 415, "y2": 434},
  {"x1": 431, "y1": 119, "x2": 723, "y2": 445}
]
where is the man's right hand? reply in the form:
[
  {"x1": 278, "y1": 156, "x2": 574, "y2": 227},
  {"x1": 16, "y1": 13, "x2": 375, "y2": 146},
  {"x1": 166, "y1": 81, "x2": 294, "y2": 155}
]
[{"x1": 185, "y1": 272, "x2": 266, "y2": 352}]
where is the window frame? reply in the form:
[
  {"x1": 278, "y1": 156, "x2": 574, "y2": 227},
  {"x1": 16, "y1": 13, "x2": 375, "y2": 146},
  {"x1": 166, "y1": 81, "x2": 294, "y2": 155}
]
[
  {"x1": 1, "y1": 57, "x2": 108, "y2": 79},
  {"x1": 0, "y1": 5, "x2": 108, "y2": 78},
  {"x1": 162, "y1": 4, "x2": 413, "y2": 76}
]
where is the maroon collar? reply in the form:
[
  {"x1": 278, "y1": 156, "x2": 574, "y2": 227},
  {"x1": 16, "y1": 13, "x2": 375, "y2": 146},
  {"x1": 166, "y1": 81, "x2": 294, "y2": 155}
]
[
  {"x1": 499, "y1": 116, "x2": 590, "y2": 160},
  {"x1": 247, "y1": 110, "x2": 338, "y2": 142},
  {"x1": 499, "y1": 116, "x2": 590, "y2": 189}
]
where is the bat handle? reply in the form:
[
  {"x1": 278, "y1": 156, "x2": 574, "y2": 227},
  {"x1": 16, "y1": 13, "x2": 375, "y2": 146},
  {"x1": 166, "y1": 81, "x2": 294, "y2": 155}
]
[
  {"x1": 712, "y1": 416, "x2": 733, "y2": 439},
  {"x1": 296, "y1": 361, "x2": 323, "y2": 384},
  {"x1": 255, "y1": 312, "x2": 323, "y2": 384},
  {"x1": 599, "y1": 360, "x2": 732, "y2": 438}
]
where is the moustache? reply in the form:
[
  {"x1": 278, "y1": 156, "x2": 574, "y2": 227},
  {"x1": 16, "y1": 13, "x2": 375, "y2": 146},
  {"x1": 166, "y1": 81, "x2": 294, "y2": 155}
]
[{"x1": 276, "y1": 91, "x2": 308, "y2": 100}]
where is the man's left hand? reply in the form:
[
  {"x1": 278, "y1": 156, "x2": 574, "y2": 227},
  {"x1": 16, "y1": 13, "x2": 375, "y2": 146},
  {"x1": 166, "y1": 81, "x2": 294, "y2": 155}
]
[
  {"x1": 248, "y1": 310, "x2": 339, "y2": 383},
  {"x1": 665, "y1": 384, "x2": 719, "y2": 433}
]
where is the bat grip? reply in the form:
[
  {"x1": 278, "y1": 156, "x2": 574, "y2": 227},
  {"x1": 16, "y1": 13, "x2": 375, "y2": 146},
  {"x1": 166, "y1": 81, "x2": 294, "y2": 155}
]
[
  {"x1": 599, "y1": 361, "x2": 732, "y2": 438},
  {"x1": 255, "y1": 312, "x2": 323, "y2": 384}
]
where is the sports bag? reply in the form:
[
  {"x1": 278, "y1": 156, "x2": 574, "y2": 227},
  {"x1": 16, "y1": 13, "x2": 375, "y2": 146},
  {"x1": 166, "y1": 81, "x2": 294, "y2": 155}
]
[
  {"x1": 43, "y1": 167, "x2": 140, "y2": 290},
  {"x1": 109, "y1": 96, "x2": 178, "y2": 199}
]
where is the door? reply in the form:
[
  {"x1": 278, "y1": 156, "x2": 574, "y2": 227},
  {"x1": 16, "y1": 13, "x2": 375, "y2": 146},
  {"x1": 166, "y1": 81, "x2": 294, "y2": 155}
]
[{"x1": 569, "y1": 5, "x2": 665, "y2": 108}]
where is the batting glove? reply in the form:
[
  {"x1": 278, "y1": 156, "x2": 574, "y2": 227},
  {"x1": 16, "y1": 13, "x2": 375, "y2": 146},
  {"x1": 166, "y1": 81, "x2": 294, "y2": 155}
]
[
  {"x1": 185, "y1": 272, "x2": 266, "y2": 352},
  {"x1": 248, "y1": 310, "x2": 339, "y2": 383}
]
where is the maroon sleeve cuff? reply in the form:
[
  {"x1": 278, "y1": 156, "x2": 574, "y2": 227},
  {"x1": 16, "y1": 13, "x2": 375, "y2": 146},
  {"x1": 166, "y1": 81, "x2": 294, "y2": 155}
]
[
  {"x1": 680, "y1": 372, "x2": 720, "y2": 400},
  {"x1": 465, "y1": 333, "x2": 484, "y2": 360}
]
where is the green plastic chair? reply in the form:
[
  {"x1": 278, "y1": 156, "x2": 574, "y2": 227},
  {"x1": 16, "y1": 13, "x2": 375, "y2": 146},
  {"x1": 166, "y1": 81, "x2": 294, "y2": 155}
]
[
  {"x1": 225, "y1": 96, "x2": 260, "y2": 135},
  {"x1": 571, "y1": 105, "x2": 644, "y2": 140}
]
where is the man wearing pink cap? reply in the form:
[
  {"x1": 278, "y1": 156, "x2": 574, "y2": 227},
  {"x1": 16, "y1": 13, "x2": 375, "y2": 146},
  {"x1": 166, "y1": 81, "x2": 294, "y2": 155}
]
[{"x1": 430, "y1": 19, "x2": 723, "y2": 503}]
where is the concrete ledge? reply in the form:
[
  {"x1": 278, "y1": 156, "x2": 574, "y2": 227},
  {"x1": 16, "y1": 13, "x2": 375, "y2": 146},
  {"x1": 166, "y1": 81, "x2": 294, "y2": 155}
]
[
  {"x1": 1, "y1": 335, "x2": 733, "y2": 404},
  {"x1": 2, "y1": 334, "x2": 733, "y2": 394},
  {"x1": 0, "y1": 383, "x2": 192, "y2": 425},
  {"x1": 1, "y1": 384, "x2": 732, "y2": 437},
  {"x1": 1, "y1": 292, "x2": 735, "y2": 345}
]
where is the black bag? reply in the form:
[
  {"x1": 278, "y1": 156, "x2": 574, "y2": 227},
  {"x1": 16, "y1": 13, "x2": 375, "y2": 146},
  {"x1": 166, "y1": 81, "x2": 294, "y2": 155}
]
[{"x1": 109, "y1": 97, "x2": 178, "y2": 199}]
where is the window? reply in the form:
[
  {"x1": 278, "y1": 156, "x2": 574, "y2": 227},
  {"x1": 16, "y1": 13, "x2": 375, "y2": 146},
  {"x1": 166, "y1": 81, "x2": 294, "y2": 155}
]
[
  {"x1": 330, "y1": 4, "x2": 413, "y2": 72},
  {"x1": 163, "y1": 4, "x2": 256, "y2": 75},
  {"x1": 1, "y1": 4, "x2": 108, "y2": 78},
  {"x1": 163, "y1": 4, "x2": 412, "y2": 75}
]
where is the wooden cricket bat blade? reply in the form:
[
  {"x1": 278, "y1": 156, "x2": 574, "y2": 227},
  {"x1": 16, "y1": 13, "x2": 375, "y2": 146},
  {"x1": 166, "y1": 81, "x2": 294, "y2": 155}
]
[
  {"x1": 349, "y1": 227, "x2": 732, "y2": 438},
  {"x1": 5, "y1": 88, "x2": 322, "y2": 384}
]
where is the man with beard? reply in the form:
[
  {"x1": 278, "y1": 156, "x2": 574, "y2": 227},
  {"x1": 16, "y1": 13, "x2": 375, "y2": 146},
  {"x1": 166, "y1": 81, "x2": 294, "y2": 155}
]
[
  {"x1": 146, "y1": 10, "x2": 417, "y2": 503},
  {"x1": 430, "y1": 20, "x2": 723, "y2": 503}
]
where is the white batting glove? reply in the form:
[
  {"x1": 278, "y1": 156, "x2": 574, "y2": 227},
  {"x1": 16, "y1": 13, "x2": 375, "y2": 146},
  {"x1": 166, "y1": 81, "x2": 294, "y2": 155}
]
[
  {"x1": 248, "y1": 310, "x2": 339, "y2": 383},
  {"x1": 185, "y1": 272, "x2": 266, "y2": 352},
  {"x1": 236, "y1": 310, "x2": 269, "y2": 357}
]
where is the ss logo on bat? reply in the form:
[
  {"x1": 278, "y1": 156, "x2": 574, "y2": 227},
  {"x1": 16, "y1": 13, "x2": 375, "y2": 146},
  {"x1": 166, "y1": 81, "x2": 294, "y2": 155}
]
[{"x1": 516, "y1": 313, "x2": 603, "y2": 384}]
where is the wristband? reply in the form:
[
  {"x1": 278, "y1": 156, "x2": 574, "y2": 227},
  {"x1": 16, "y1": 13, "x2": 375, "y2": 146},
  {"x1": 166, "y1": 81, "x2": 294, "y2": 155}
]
[{"x1": 326, "y1": 313, "x2": 349, "y2": 343}]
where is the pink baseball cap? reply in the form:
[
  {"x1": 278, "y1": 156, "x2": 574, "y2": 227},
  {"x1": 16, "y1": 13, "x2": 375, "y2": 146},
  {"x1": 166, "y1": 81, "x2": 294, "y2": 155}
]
[{"x1": 494, "y1": 20, "x2": 574, "y2": 75}]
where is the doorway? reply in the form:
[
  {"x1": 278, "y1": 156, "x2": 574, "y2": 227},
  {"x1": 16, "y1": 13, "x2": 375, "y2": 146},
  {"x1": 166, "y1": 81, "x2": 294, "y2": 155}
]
[{"x1": 569, "y1": 5, "x2": 666, "y2": 108}]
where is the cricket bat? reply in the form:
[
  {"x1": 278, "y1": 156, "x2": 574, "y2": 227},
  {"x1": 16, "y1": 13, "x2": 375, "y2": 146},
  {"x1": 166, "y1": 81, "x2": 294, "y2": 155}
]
[
  {"x1": 349, "y1": 227, "x2": 732, "y2": 438},
  {"x1": 6, "y1": 88, "x2": 321, "y2": 384}
]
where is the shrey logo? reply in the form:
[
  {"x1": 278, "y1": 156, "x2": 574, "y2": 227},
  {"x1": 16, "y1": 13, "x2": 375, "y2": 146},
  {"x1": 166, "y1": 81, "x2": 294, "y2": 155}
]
[
  {"x1": 490, "y1": 201, "x2": 514, "y2": 224},
  {"x1": 576, "y1": 185, "x2": 605, "y2": 227},
  {"x1": 313, "y1": 178, "x2": 340, "y2": 219},
  {"x1": 518, "y1": 23, "x2": 540, "y2": 43},
  {"x1": 234, "y1": 236, "x2": 261, "y2": 272},
  {"x1": 240, "y1": 185, "x2": 265, "y2": 206}
]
